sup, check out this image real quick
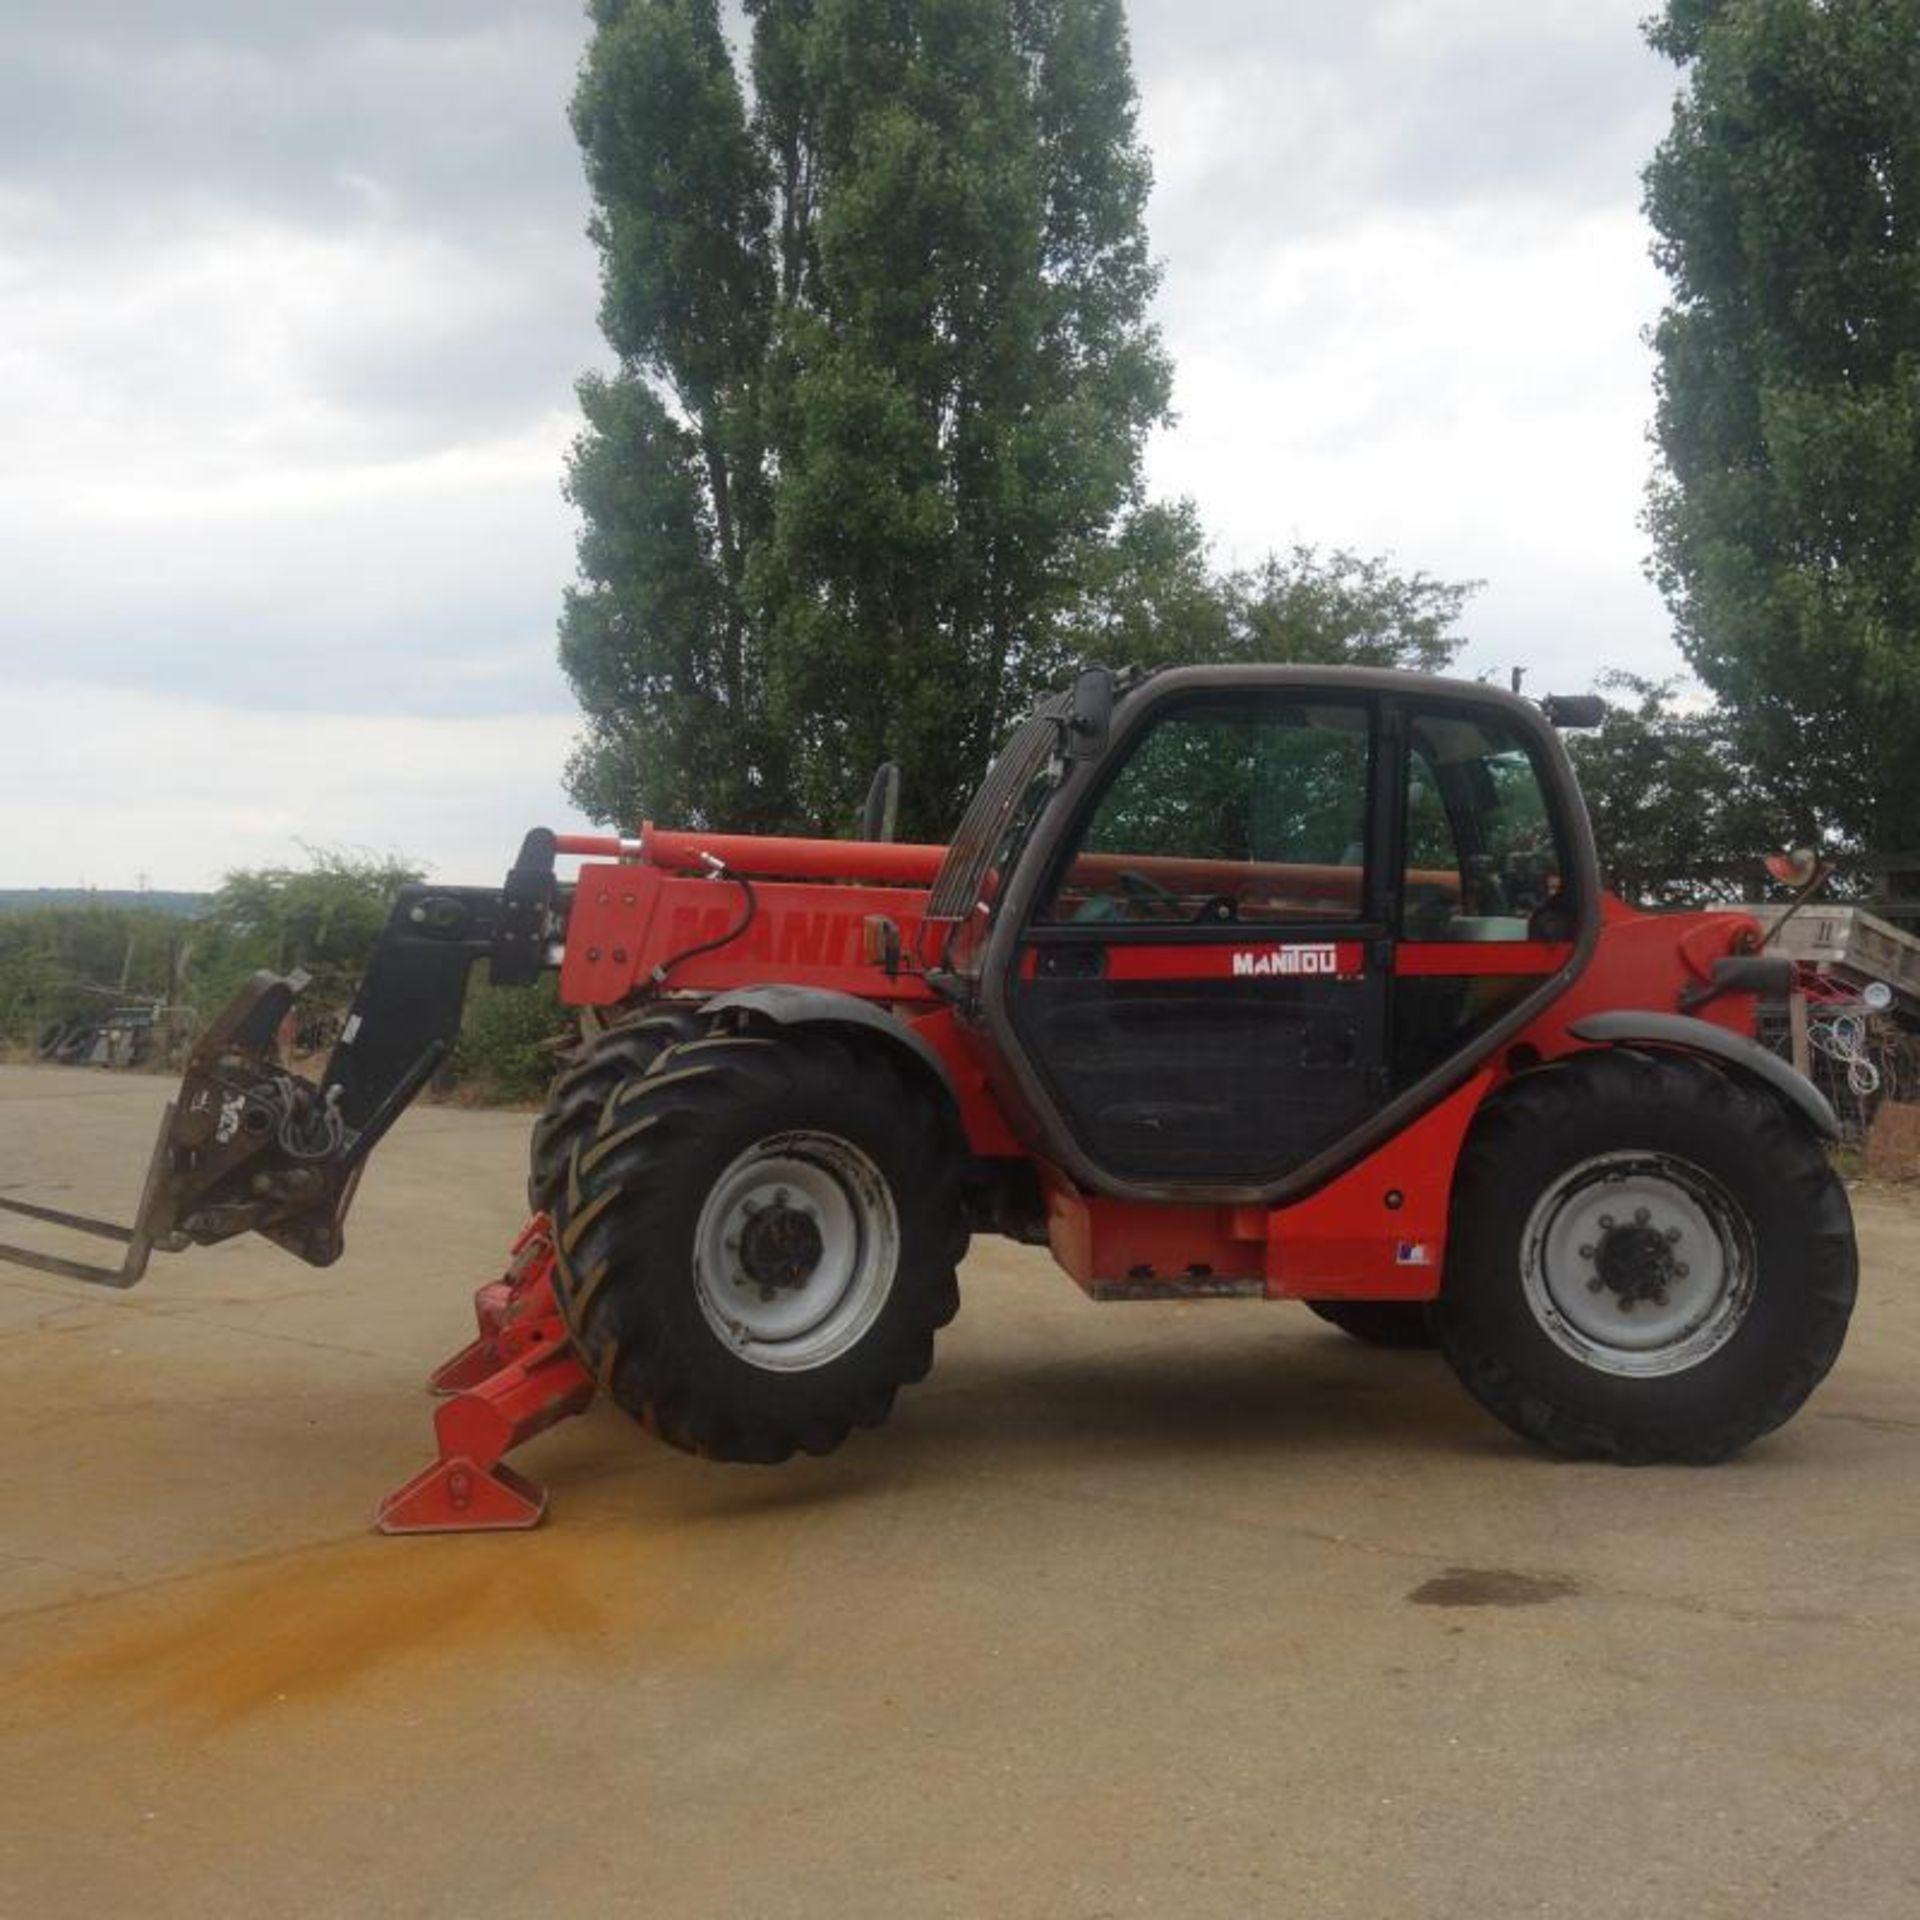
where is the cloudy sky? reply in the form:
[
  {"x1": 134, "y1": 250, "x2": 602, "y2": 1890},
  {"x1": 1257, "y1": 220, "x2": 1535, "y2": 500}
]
[{"x1": 0, "y1": 0, "x2": 1681, "y2": 889}]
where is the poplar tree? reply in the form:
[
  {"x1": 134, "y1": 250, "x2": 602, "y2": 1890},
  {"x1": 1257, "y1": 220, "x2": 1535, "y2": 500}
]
[
  {"x1": 561, "y1": 0, "x2": 1170, "y2": 838},
  {"x1": 1644, "y1": 0, "x2": 1920, "y2": 854}
]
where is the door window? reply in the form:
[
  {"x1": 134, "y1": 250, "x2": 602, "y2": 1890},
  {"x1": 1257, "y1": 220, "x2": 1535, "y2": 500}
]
[
  {"x1": 1042, "y1": 700, "x2": 1373, "y2": 926},
  {"x1": 1400, "y1": 712, "x2": 1566, "y2": 941}
]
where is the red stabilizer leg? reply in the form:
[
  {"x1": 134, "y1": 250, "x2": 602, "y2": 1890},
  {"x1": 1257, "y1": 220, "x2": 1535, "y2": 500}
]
[
  {"x1": 427, "y1": 1216, "x2": 557, "y2": 1396},
  {"x1": 377, "y1": 1218, "x2": 596, "y2": 1535}
]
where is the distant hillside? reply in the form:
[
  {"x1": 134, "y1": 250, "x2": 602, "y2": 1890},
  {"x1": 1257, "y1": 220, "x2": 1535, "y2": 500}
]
[{"x1": 0, "y1": 889, "x2": 209, "y2": 917}]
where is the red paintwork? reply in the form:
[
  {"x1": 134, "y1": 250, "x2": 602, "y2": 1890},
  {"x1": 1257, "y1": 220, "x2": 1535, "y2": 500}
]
[
  {"x1": 560, "y1": 862, "x2": 944, "y2": 1007},
  {"x1": 1039, "y1": 1072, "x2": 1492, "y2": 1302},
  {"x1": 1395, "y1": 941, "x2": 1565, "y2": 977},
  {"x1": 640, "y1": 823, "x2": 948, "y2": 885},
  {"x1": 1525, "y1": 906, "x2": 1763, "y2": 1051},
  {"x1": 376, "y1": 1218, "x2": 594, "y2": 1534},
  {"x1": 542, "y1": 824, "x2": 1776, "y2": 1304}
]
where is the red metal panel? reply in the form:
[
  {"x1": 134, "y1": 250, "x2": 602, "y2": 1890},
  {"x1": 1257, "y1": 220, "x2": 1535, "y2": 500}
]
[
  {"x1": 1034, "y1": 1073, "x2": 1494, "y2": 1303},
  {"x1": 1519, "y1": 907, "x2": 1765, "y2": 1052},
  {"x1": 560, "y1": 867, "x2": 942, "y2": 1007},
  {"x1": 904, "y1": 1009, "x2": 1028, "y2": 1157},
  {"x1": 1263, "y1": 1070, "x2": 1494, "y2": 1300},
  {"x1": 1394, "y1": 942, "x2": 1567, "y2": 977},
  {"x1": 1042, "y1": 1173, "x2": 1266, "y2": 1295}
]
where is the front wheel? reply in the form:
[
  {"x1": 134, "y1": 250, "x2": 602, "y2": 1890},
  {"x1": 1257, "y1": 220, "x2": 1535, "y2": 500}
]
[
  {"x1": 1436, "y1": 1050, "x2": 1856, "y2": 1463},
  {"x1": 550, "y1": 1026, "x2": 967, "y2": 1463}
]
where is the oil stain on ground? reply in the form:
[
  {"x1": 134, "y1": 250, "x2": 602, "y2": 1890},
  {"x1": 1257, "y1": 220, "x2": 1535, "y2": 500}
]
[
  {"x1": 1407, "y1": 1567, "x2": 1578, "y2": 1609},
  {"x1": 20, "y1": 1516, "x2": 770, "y2": 1730}
]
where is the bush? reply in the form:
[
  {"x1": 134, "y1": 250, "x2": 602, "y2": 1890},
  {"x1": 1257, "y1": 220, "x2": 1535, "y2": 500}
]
[
  {"x1": 0, "y1": 905, "x2": 190, "y2": 1050},
  {"x1": 449, "y1": 976, "x2": 575, "y2": 1102}
]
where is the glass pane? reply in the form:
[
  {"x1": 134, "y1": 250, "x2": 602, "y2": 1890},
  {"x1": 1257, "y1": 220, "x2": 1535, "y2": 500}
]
[
  {"x1": 1043, "y1": 700, "x2": 1372, "y2": 925},
  {"x1": 1400, "y1": 711, "x2": 1567, "y2": 941}
]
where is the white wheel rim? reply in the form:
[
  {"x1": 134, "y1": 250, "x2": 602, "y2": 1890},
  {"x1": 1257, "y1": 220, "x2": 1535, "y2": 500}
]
[
  {"x1": 692, "y1": 1130, "x2": 899, "y2": 1373},
  {"x1": 1519, "y1": 1151, "x2": 1756, "y2": 1378}
]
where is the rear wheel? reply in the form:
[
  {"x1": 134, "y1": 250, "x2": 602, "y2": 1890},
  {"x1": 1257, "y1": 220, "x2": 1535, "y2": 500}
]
[
  {"x1": 1305, "y1": 1300, "x2": 1437, "y2": 1349},
  {"x1": 550, "y1": 1026, "x2": 966, "y2": 1462},
  {"x1": 1436, "y1": 1050, "x2": 1855, "y2": 1462}
]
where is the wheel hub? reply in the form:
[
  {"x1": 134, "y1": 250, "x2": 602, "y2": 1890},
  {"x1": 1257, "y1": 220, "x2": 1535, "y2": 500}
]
[
  {"x1": 737, "y1": 1200, "x2": 824, "y2": 1293},
  {"x1": 1592, "y1": 1220, "x2": 1679, "y2": 1309},
  {"x1": 692, "y1": 1133, "x2": 902, "y2": 1374},
  {"x1": 1520, "y1": 1153, "x2": 1755, "y2": 1377}
]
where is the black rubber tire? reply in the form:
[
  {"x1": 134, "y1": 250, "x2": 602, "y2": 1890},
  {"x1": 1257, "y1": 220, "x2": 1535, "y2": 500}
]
[
  {"x1": 1305, "y1": 1300, "x2": 1438, "y2": 1349},
  {"x1": 526, "y1": 1005, "x2": 701, "y2": 1212},
  {"x1": 550, "y1": 1025, "x2": 967, "y2": 1463},
  {"x1": 1435, "y1": 1049, "x2": 1856, "y2": 1463}
]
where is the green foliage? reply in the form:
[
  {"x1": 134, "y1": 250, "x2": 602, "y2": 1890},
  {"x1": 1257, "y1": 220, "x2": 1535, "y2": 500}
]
[
  {"x1": 1643, "y1": 0, "x2": 1920, "y2": 853},
  {"x1": 1083, "y1": 515, "x2": 1475, "y2": 677},
  {"x1": 562, "y1": 0, "x2": 1172, "y2": 841},
  {"x1": 1565, "y1": 675, "x2": 1802, "y2": 905},
  {"x1": 192, "y1": 848, "x2": 426, "y2": 1020},
  {"x1": 197, "y1": 849, "x2": 571, "y2": 1097},
  {"x1": 1078, "y1": 702, "x2": 1371, "y2": 877},
  {"x1": 0, "y1": 905, "x2": 187, "y2": 1048},
  {"x1": 449, "y1": 976, "x2": 574, "y2": 1102}
]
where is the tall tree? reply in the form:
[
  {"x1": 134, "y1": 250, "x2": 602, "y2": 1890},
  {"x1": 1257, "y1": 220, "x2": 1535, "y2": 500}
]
[
  {"x1": 1643, "y1": 0, "x2": 1920, "y2": 857},
  {"x1": 1565, "y1": 675, "x2": 1801, "y2": 905},
  {"x1": 1080, "y1": 509, "x2": 1476, "y2": 675},
  {"x1": 562, "y1": 0, "x2": 1170, "y2": 840}
]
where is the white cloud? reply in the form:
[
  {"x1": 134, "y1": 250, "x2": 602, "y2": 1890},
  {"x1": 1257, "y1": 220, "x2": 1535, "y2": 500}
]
[
  {"x1": 1, "y1": 683, "x2": 598, "y2": 891},
  {"x1": 1134, "y1": 0, "x2": 1682, "y2": 692},
  {"x1": 0, "y1": 0, "x2": 1694, "y2": 889},
  {"x1": 1146, "y1": 201, "x2": 1674, "y2": 684}
]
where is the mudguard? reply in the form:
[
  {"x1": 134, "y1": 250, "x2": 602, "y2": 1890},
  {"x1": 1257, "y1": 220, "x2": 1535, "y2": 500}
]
[
  {"x1": 701, "y1": 985, "x2": 959, "y2": 1105},
  {"x1": 1568, "y1": 1010, "x2": 1839, "y2": 1139}
]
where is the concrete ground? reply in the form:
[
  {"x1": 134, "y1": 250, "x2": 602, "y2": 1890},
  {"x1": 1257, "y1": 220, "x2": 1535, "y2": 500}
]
[{"x1": 1, "y1": 1064, "x2": 1918, "y2": 1920}]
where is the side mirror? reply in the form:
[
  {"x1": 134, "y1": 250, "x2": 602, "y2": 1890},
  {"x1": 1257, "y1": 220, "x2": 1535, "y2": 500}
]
[
  {"x1": 1764, "y1": 847, "x2": 1822, "y2": 889},
  {"x1": 1541, "y1": 694, "x2": 1606, "y2": 729},
  {"x1": 1065, "y1": 665, "x2": 1114, "y2": 761}
]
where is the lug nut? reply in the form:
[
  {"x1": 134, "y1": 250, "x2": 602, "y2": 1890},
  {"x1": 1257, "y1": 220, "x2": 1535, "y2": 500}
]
[
  {"x1": 1599, "y1": 1214, "x2": 1615, "y2": 1230},
  {"x1": 1666, "y1": 1227, "x2": 1682, "y2": 1243},
  {"x1": 1587, "y1": 1276, "x2": 1604, "y2": 1293},
  {"x1": 1635, "y1": 1207, "x2": 1650, "y2": 1225},
  {"x1": 1676, "y1": 1263, "x2": 1690, "y2": 1278},
  {"x1": 1579, "y1": 1244, "x2": 1595, "y2": 1260}
]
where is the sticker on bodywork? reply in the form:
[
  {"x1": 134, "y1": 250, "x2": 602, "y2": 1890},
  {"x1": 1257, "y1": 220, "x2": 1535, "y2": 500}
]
[{"x1": 1230, "y1": 942, "x2": 1365, "y2": 980}]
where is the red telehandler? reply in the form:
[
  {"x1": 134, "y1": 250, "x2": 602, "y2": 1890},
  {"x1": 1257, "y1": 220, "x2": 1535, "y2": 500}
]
[{"x1": 0, "y1": 667, "x2": 1857, "y2": 1529}]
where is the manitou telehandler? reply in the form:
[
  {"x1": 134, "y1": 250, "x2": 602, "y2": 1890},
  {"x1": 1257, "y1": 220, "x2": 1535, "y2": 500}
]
[{"x1": 0, "y1": 666, "x2": 1856, "y2": 1529}]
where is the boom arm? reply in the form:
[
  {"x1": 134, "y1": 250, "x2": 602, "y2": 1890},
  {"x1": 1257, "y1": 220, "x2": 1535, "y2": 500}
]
[{"x1": 0, "y1": 836, "x2": 562, "y2": 1286}]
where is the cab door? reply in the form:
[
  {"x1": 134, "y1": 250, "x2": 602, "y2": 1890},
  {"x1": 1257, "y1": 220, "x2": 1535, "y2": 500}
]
[{"x1": 1005, "y1": 693, "x2": 1390, "y2": 1185}]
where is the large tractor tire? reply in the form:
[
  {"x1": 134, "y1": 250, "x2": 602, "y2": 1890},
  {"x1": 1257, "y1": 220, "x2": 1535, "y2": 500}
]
[
  {"x1": 1305, "y1": 1300, "x2": 1438, "y2": 1348},
  {"x1": 1435, "y1": 1049, "x2": 1855, "y2": 1463},
  {"x1": 526, "y1": 1006, "x2": 701, "y2": 1212},
  {"x1": 549, "y1": 1025, "x2": 967, "y2": 1463}
]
